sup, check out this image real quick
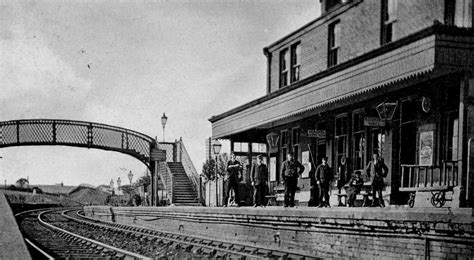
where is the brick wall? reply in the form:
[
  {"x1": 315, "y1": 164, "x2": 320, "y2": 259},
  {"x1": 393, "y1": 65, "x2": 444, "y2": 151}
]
[
  {"x1": 268, "y1": 0, "x2": 445, "y2": 93},
  {"x1": 85, "y1": 206, "x2": 474, "y2": 259}
]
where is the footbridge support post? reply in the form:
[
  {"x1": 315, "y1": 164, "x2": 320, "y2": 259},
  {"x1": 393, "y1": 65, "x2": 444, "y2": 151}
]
[{"x1": 150, "y1": 143, "x2": 166, "y2": 206}]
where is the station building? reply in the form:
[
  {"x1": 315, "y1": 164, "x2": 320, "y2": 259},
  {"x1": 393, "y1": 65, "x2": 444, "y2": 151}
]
[{"x1": 209, "y1": 0, "x2": 474, "y2": 207}]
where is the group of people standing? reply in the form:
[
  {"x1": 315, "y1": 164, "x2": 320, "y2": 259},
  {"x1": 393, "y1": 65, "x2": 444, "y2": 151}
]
[{"x1": 222, "y1": 151, "x2": 389, "y2": 208}]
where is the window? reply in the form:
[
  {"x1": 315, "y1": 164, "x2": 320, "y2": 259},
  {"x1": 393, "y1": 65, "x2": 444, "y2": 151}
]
[
  {"x1": 335, "y1": 115, "x2": 348, "y2": 171},
  {"x1": 352, "y1": 111, "x2": 366, "y2": 170},
  {"x1": 279, "y1": 49, "x2": 290, "y2": 88},
  {"x1": 381, "y1": 0, "x2": 398, "y2": 45},
  {"x1": 371, "y1": 129, "x2": 385, "y2": 157},
  {"x1": 233, "y1": 142, "x2": 248, "y2": 153},
  {"x1": 281, "y1": 130, "x2": 289, "y2": 161},
  {"x1": 292, "y1": 128, "x2": 300, "y2": 160},
  {"x1": 251, "y1": 143, "x2": 267, "y2": 153},
  {"x1": 290, "y1": 43, "x2": 301, "y2": 83},
  {"x1": 328, "y1": 21, "x2": 340, "y2": 67},
  {"x1": 447, "y1": 0, "x2": 473, "y2": 27}
]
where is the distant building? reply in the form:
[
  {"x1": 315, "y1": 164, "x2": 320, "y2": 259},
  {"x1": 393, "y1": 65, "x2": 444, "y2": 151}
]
[{"x1": 210, "y1": 0, "x2": 474, "y2": 208}]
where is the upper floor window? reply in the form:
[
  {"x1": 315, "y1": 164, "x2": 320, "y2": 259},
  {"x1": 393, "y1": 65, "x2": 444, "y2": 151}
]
[
  {"x1": 381, "y1": 0, "x2": 398, "y2": 45},
  {"x1": 290, "y1": 43, "x2": 301, "y2": 83},
  {"x1": 280, "y1": 43, "x2": 301, "y2": 88},
  {"x1": 328, "y1": 21, "x2": 340, "y2": 68},
  {"x1": 279, "y1": 49, "x2": 290, "y2": 88},
  {"x1": 446, "y1": 0, "x2": 473, "y2": 27}
]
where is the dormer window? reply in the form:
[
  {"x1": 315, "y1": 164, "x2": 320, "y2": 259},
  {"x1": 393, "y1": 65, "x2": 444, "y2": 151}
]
[{"x1": 381, "y1": 0, "x2": 398, "y2": 45}]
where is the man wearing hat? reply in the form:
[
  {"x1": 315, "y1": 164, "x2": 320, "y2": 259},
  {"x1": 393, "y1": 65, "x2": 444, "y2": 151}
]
[
  {"x1": 251, "y1": 155, "x2": 268, "y2": 207},
  {"x1": 315, "y1": 156, "x2": 334, "y2": 207},
  {"x1": 281, "y1": 153, "x2": 305, "y2": 207}
]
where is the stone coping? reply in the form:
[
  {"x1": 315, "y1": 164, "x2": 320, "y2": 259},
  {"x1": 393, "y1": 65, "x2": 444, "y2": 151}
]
[
  {"x1": 86, "y1": 205, "x2": 473, "y2": 224},
  {"x1": 0, "y1": 194, "x2": 31, "y2": 260}
]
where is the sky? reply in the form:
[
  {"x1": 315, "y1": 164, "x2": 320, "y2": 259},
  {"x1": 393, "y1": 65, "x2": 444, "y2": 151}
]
[{"x1": 0, "y1": 0, "x2": 319, "y2": 186}]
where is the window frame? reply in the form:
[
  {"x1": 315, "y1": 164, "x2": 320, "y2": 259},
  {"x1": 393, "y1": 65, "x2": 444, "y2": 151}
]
[
  {"x1": 279, "y1": 48, "x2": 290, "y2": 88},
  {"x1": 352, "y1": 109, "x2": 367, "y2": 171},
  {"x1": 328, "y1": 20, "x2": 340, "y2": 68},
  {"x1": 381, "y1": 0, "x2": 398, "y2": 45},
  {"x1": 292, "y1": 127, "x2": 301, "y2": 161},
  {"x1": 290, "y1": 42, "x2": 301, "y2": 83},
  {"x1": 335, "y1": 114, "x2": 349, "y2": 172}
]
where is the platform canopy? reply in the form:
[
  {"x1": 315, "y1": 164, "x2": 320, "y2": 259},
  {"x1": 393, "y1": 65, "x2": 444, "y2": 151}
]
[{"x1": 209, "y1": 27, "x2": 474, "y2": 139}]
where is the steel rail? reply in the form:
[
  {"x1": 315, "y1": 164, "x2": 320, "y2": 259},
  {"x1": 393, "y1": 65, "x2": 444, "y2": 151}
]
[
  {"x1": 37, "y1": 209, "x2": 151, "y2": 259},
  {"x1": 24, "y1": 238, "x2": 55, "y2": 260},
  {"x1": 67, "y1": 209, "x2": 307, "y2": 258}
]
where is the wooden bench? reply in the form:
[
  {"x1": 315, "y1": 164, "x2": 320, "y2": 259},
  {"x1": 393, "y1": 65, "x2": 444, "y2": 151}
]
[
  {"x1": 339, "y1": 181, "x2": 374, "y2": 207},
  {"x1": 266, "y1": 185, "x2": 285, "y2": 206}
]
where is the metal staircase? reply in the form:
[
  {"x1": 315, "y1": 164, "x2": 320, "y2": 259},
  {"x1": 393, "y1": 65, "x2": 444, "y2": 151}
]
[{"x1": 168, "y1": 162, "x2": 200, "y2": 206}]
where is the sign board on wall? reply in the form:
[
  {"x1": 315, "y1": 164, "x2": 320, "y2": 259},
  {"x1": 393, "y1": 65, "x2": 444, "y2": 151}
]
[
  {"x1": 150, "y1": 148, "x2": 166, "y2": 161},
  {"x1": 307, "y1": 129, "x2": 326, "y2": 138},
  {"x1": 419, "y1": 131, "x2": 434, "y2": 166},
  {"x1": 364, "y1": 117, "x2": 386, "y2": 127}
]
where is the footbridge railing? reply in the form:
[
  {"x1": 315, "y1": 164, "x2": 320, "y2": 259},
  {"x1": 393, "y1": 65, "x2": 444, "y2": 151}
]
[{"x1": 0, "y1": 119, "x2": 155, "y2": 165}]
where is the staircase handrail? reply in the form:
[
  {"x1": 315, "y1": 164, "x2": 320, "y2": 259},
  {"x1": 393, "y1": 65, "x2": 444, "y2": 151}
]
[
  {"x1": 157, "y1": 161, "x2": 173, "y2": 205},
  {"x1": 177, "y1": 139, "x2": 202, "y2": 203}
]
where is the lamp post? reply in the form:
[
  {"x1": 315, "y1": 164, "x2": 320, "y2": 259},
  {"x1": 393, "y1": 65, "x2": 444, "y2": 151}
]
[
  {"x1": 212, "y1": 141, "x2": 222, "y2": 207},
  {"x1": 117, "y1": 177, "x2": 122, "y2": 205},
  {"x1": 110, "y1": 179, "x2": 114, "y2": 195},
  {"x1": 161, "y1": 113, "x2": 168, "y2": 142},
  {"x1": 0, "y1": 156, "x2": 4, "y2": 191},
  {"x1": 128, "y1": 171, "x2": 134, "y2": 203}
]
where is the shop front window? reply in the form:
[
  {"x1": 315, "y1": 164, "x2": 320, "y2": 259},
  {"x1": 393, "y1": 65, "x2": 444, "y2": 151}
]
[
  {"x1": 233, "y1": 142, "x2": 249, "y2": 153},
  {"x1": 335, "y1": 115, "x2": 348, "y2": 171},
  {"x1": 371, "y1": 129, "x2": 385, "y2": 157},
  {"x1": 352, "y1": 111, "x2": 366, "y2": 170},
  {"x1": 292, "y1": 128, "x2": 300, "y2": 161},
  {"x1": 281, "y1": 130, "x2": 289, "y2": 162}
]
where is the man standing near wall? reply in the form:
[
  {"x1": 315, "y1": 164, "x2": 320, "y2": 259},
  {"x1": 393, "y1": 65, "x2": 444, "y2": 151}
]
[
  {"x1": 281, "y1": 153, "x2": 305, "y2": 207},
  {"x1": 366, "y1": 152, "x2": 389, "y2": 207},
  {"x1": 251, "y1": 155, "x2": 268, "y2": 207},
  {"x1": 315, "y1": 157, "x2": 333, "y2": 207},
  {"x1": 224, "y1": 153, "x2": 242, "y2": 207}
]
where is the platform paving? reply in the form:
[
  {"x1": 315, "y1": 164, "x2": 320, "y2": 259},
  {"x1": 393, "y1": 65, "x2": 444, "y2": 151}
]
[{"x1": 0, "y1": 194, "x2": 31, "y2": 260}]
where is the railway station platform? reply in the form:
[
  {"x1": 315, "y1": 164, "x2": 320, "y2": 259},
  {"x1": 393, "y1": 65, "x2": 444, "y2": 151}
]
[
  {"x1": 0, "y1": 194, "x2": 31, "y2": 260},
  {"x1": 84, "y1": 205, "x2": 474, "y2": 259}
]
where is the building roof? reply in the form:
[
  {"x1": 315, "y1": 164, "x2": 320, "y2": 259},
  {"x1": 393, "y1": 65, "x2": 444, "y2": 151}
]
[{"x1": 35, "y1": 184, "x2": 77, "y2": 195}]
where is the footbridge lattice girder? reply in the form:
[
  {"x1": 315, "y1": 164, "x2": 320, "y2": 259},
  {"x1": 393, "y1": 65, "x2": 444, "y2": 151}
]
[{"x1": 0, "y1": 119, "x2": 156, "y2": 166}]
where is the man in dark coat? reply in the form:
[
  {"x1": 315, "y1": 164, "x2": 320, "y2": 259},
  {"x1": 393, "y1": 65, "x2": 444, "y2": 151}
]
[
  {"x1": 315, "y1": 157, "x2": 333, "y2": 207},
  {"x1": 346, "y1": 170, "x2": 364, "y2": 207},
  {"x1": 224, "y1": 153, "x2": 242, "y2": 207},
  {"x1": 251, "y1": 155, "x2": 268, "y2": 207},
  {"x1": 365, "y1": 152, "x2": 389, "y2": 207},
  {"x1": 281, "y1": 153, "x2": 305, "y2": 207}
]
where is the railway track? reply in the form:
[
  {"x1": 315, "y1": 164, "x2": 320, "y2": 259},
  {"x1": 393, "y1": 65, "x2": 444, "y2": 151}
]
[{"x1": 16, "y1": 208, "x2": 313, "y2": 259}]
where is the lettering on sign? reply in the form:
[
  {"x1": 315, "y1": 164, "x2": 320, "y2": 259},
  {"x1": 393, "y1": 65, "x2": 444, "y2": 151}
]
[
  {"x1": 307, "y1": 129, "x2": 326, "y2": 138},
  {"x1": 363, "y1": 117, "x2": 385, "y2": 127},
  {"x1": 150, "y1": 148, "x2": 166, "y2": 161}
]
